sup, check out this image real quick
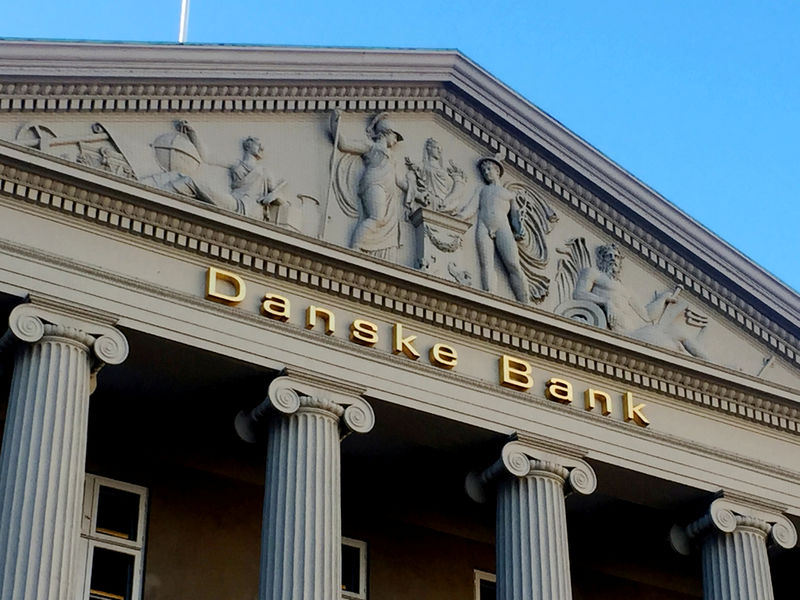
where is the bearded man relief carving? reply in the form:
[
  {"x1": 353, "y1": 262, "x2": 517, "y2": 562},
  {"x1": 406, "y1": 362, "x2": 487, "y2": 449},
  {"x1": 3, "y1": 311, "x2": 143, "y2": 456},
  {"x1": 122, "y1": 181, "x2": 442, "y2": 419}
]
[
  {"x1": 329, "y1": 110, "x2": 419, "y2": 261},
  {"x1": 141, "y1": 120, "x2": 293, "y2": 226},
  {"x1": 455, "y1": 157, "x2": 557, "y2": 304},
  {"x1": 556, "y1": 239, "x2": 710, "y2": 359}
]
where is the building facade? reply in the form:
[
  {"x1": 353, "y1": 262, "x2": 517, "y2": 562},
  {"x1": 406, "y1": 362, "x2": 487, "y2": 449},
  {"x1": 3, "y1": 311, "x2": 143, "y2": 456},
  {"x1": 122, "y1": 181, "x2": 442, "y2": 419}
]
[{"x1": 0, "y1": 41, "x2": 798, "y2": 599}]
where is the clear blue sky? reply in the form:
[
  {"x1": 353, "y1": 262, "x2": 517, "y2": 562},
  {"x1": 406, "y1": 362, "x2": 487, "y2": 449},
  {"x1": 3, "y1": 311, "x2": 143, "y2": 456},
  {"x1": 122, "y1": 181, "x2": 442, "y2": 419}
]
[{"x1": 5, "y1": 1, "x2": 800, "y2": 292}]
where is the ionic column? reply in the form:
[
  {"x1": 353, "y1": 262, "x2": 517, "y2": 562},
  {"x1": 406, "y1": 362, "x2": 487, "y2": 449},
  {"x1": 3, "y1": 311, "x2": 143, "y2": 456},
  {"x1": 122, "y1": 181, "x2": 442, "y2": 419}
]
[
  {"x1": 466, "y1": 437, "x2": 597, "y2": 600},
  {"x1": 235, "y1": 375, "x2": 374, "y2": 600},
  {"x1": 671, "y1": 496, "x2": 798, "y2": 600},
  {"x1": 0, "y1": 300, "x2": 129, "y2": 600}
]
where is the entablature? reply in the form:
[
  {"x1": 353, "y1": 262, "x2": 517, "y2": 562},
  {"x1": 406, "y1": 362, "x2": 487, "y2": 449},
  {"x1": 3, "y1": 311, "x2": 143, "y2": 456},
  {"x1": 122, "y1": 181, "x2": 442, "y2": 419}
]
[{"x1": 0, "y1": 141, "x2": 798, "y2": 442}]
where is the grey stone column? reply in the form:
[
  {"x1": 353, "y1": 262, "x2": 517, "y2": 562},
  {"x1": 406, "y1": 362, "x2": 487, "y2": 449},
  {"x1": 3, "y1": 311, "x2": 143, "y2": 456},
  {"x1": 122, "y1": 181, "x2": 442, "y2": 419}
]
[
  {"x1": 235, "y1": 375, "x2": 374, "y2": 600},
  {"x1": 0, "y1": 300, "x2": 128, "y2": 600},
  {"x1": 466, "y1": 437, "x2": 597, "y2": 600},
  {"x1": 671, "y1": 496, "x2": 797, "y2": 600}
]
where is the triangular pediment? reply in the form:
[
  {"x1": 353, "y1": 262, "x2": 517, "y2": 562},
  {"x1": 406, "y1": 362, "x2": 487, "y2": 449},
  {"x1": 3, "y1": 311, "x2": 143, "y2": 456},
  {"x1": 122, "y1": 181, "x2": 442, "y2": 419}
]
[{"x1": 0, "y1": 40, "x2": 798, "y2": 391}]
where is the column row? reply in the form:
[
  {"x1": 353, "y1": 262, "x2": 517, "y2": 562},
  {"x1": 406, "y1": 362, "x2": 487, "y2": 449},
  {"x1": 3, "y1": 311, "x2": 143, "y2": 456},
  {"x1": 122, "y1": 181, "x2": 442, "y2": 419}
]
[
  {"x1": 0, "y1": 301, "x2": 796, "y2": 599},
  {"x1": 0, "y1": 301, "x2": 128, "y2": 600}
]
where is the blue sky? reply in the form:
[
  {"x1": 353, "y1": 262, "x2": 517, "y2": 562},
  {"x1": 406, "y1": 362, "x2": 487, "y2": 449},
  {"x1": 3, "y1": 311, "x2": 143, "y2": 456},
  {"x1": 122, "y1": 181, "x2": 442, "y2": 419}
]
[{"x1": 5, "y1": 1, "x2": 800, "y2": 291}]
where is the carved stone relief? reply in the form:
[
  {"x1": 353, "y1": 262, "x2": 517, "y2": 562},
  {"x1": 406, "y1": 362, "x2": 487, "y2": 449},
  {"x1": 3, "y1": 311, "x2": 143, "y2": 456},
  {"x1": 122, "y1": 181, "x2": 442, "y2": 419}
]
[
  {"x1": 328, "y1": 110, "x2": 415, "y2": 261},
  {"x1": 140, "y1": 120, "x2": 302, "y2": 227},
  {"x1": 454, "y1": 156, "x2": 557, "y2": 304},
  {"x1": 402, "y1": 137, "x2": 474, "y2": 279},
  {"x1": 15, "y1": 121, "x2": 136, "y2": 179},
  {"x1": 0, "y1": 113, "x2": 776, "y2": 375},
  {"x1": 555, "y1": 239, "x2": 710, "y2": 359}
]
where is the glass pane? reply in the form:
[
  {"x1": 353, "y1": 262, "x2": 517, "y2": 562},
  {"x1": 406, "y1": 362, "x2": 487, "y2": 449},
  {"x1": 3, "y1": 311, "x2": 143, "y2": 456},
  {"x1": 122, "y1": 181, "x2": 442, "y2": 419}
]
[
  {"x1": 479, "y1": 579, "x2": 496, "y2": 600},
  {"x1": 89, "y1": 547, "x2": 134, "y2": 600},
  {"x1": 96, "y1": 485, "x2": 140, "y2": 541},
  {"x1": 341, "y1": 543, "x2": 361, "y2": 593}
]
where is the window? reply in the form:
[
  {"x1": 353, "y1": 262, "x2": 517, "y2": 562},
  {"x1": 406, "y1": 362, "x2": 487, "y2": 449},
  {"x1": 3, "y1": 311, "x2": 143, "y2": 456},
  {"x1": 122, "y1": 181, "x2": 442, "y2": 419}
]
[
  {"x1": 341, "y1": 537, "x2": 367, "y2": 599},
  {"x1": 76, "y1": 475, "x2": 148, "y2": 600},
  {"x1": 474, "y1": 570, "x2": 496, "y2": 600}
]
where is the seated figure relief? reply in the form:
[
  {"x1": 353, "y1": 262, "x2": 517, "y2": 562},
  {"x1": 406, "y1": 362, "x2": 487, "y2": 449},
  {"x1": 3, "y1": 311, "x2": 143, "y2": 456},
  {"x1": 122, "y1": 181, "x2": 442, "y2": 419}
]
[
  {"x1": 229, "y1": 136, "x2": 287, "y2": 222},
  {"x1": 141, "y1": 120, "x2": 288, "y2": 223},
  {"x1": 556, "y1": 239, "x2": 710, "y2": 359},
  {"x1": 455, "y1": 157, "x2": 557, "y2": 304}
]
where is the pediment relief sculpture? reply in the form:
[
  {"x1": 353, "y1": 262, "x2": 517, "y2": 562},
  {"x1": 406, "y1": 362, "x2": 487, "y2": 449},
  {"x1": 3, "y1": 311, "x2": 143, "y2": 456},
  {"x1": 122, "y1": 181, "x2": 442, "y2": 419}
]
[
  {"x1": 328, "y1": 110, "x2": 416, "y2": 261},
  {"x1": 141, "y1": 120, "x2": 296, "y2": 224},
  {"x1": 3, "y1": 114, "x2": 776, "y2": 373},
  {"x1": 556, "y1": 238, "x2": 710, "y2": 359},
  {"x1": 454, "y1": 157, "x2": 558, "y2": 304},
  {"x1": 15, "y1": 121, "x2": 136, "y2": 180},
  {"x1": 404, "y1": 137, "x2": 473, "y2": 277},
  {"x1": 404, "y1": 137, "x2": 468, "y2": 214}
]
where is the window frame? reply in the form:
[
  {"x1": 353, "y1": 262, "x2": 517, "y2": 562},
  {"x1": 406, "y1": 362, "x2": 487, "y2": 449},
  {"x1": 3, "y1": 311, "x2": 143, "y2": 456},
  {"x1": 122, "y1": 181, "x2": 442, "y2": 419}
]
[
  {"x1": 78, "y1": 474, "x2": 148, "y2": 600},
  {"x1": 473, "y1": 569, "x2": 496, "y2": 600},
  {"x1": 341, "y1": 536, "x2": 368, "y2": 600}
]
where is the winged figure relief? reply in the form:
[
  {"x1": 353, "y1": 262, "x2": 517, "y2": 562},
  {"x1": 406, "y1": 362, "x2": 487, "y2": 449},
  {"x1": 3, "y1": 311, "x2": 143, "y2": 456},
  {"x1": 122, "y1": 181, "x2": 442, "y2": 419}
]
[{"x1": 507, "y1": 182, "x2": 559, "y2": 303}]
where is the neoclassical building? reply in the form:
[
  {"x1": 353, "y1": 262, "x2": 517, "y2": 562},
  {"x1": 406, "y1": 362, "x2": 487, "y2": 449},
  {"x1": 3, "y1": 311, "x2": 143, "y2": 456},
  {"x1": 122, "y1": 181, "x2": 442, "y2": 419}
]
[{"x1": 0, "y1": 41, "x2": 797, "y2": 600}]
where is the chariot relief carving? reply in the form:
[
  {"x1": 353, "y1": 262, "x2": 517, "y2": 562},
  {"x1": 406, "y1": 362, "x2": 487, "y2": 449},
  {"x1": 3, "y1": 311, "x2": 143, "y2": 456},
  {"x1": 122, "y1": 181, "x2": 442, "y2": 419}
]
[
  {"x1": 556, "y1": 239, "x2": 710, "y2": 359},
  {"x1": 15, "y1": 121, "x2": 136, "y2": 180}
]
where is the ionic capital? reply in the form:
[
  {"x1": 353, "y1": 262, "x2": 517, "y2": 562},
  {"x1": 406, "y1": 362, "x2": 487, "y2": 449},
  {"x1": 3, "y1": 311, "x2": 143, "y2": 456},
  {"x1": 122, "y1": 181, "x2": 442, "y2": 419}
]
[
  {"x1": 235, "y1": 374, "x2": 375, "y2": 443},
  {"x1": 466, "y1": 436, "x2": 597, "y2": 503},
  {"x1": 671, "y1": 495, "x2": 798, "y2": 555},
  {"x1": 1, "y1": 298, "x2": 129, "y2": 369}
]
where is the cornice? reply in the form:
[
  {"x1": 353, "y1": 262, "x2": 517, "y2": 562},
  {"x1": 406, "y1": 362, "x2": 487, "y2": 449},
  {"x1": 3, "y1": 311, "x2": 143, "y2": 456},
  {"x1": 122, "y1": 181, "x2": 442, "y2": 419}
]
[
  {"x1": 0, "y1": 41, "x2": 796, "y2": 364},
  {"x1": 0, "y1": 147, "x2": 798, "y2": 438},
  {"x1": 0, "y1": 82, "x2": 798, "y2": 375},
  {"x1": 0, "y1": 41, "x2": 794, "y2": 333}
]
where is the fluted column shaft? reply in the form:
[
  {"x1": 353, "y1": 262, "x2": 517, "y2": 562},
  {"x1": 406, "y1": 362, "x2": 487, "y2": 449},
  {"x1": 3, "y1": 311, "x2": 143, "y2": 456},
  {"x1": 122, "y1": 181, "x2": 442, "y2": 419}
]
[
  {"x1": 0, "y1": 302, "x2": 128, "y2": 600},
  {"x1": 235, "y1": 376, "x2": 375, "y2": 600},
  {"x1": 701, "y1": 522, "x2": 773, "y2": 600},
  {"x1": 0, "y1": 328, "x2": 91, "y2": 600},
  {"x1": 496, "y1": 465, "x2": 572, "y2": 600},
  {"x1": 467, "y1": 439, "x2": 597, "y2": 600},
  {"x1": 261, "y1": 401, "x2": 342, "y2": 600},
  {"x1": 671, "y1": 496, "x2": 797, "y2": 600}
]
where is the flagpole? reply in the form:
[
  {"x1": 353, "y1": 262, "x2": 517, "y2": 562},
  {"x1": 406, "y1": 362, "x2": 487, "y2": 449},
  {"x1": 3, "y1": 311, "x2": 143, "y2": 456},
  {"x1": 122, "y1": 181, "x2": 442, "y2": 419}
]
[{"x1": 178, "y1": 0, "x2": 190, "y2": 43}]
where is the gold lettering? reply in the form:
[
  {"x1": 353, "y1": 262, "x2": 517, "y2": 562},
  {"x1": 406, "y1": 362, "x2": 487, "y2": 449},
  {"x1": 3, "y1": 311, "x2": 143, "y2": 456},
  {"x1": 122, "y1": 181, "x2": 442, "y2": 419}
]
[
  {"x1": 392, "y1": 323, "x2": 420, "y2": 360},
  {"x1": 623, "y1": 392, "x2": 650, "y2": 427},
  {"x1": 305, "y1": 305, "x2": 335, "y2": 335},
  {"x1": 350, "y1": 319, "x2": 378, "y2": 347},
  {"x1": 260, "y1": 294, "x2": 290, "y2": 322},
  {"x1": 429, "y1": 343, "x2": 458, "y2": 369},
  {"x1": 545, "y1": 378, "x2": 573, "y2": 404},
  {"x1": 584, "y1": 388, "x2": 612, "y2": 416},
  {"x1": 499, "y1": 355, "x2": 533, "y2": 391},
  {"x1": 205, "y1": 267, "x2": 246, "y2": 306}
]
